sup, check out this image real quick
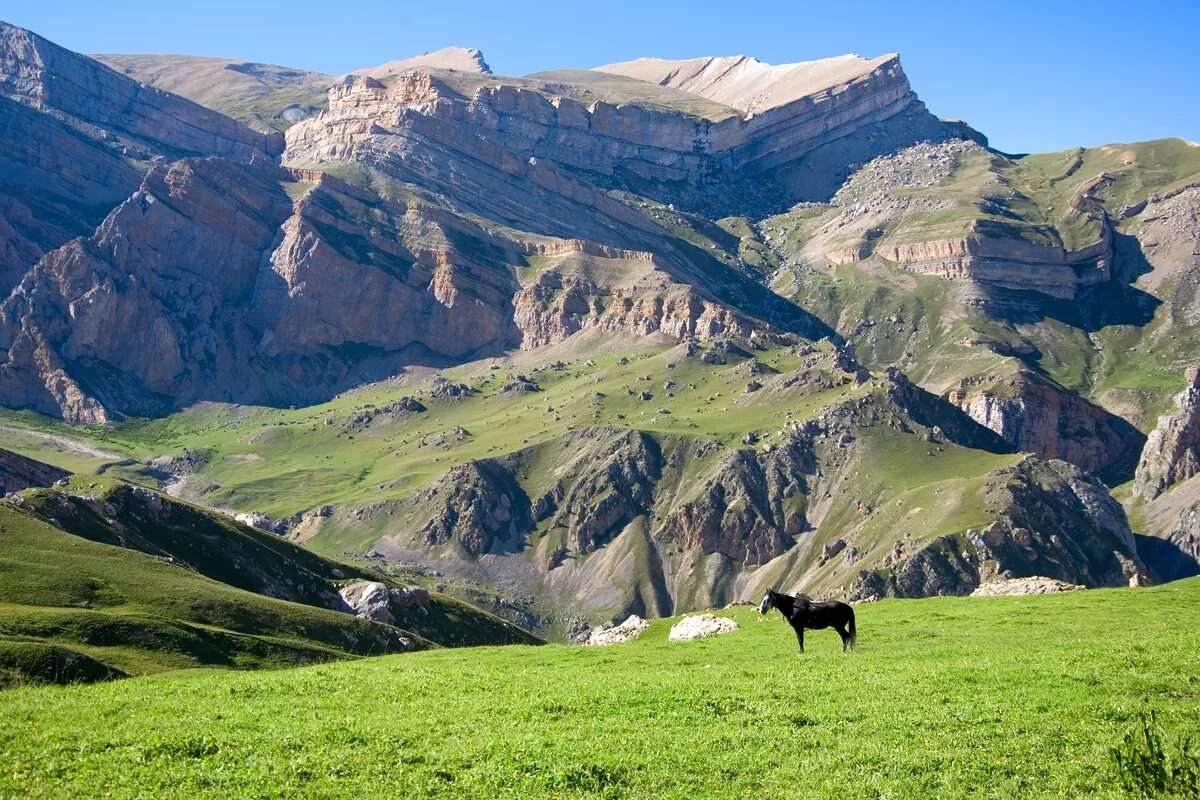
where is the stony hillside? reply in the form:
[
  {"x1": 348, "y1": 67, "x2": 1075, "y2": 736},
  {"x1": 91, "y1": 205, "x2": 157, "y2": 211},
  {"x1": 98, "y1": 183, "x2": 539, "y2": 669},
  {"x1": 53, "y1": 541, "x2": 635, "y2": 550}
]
[
  {"x1": 0, "y1": 20, "x2": 1197, "y2": 637},
  {"x1": 0, "y1": 335, "x2": 1153, "y2": 638}
]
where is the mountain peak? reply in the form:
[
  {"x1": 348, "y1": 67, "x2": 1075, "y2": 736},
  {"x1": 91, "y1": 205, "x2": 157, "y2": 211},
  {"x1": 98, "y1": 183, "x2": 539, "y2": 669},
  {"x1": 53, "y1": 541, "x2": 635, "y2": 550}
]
[
  {"x1": 594, "y1": 52, "x2": 900, "y2": 115},
  {"x1": 348, "y1": 46, "x2": 491, "y2": 80}
]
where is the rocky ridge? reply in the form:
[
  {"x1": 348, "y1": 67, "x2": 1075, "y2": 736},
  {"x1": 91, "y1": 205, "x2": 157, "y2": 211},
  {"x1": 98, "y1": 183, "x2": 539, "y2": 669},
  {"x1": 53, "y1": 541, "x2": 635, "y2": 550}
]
[
  {"x1": 0, "y1": 21, "x2": 281, "y2": 294},
  {"x1": 1134, "y1": 366, "x2": 1200, "y2": 500},
  {"x1": 299, "y1": 367, "x2": 1145, "y2": 626}
]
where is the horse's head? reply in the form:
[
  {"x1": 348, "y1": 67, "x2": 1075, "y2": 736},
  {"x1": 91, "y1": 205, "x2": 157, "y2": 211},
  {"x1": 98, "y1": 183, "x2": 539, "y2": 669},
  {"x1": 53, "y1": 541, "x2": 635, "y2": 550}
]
[{"x1": 758, "y1": 590, "x2": 774, "y2": 615}]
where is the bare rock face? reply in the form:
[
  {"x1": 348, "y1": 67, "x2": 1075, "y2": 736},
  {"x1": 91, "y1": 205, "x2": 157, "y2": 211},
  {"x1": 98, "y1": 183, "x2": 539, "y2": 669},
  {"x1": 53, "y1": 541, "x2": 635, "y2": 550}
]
[
  {"x1": 541, "y1": 429, "x2": 662, "y2": 554},
  {"x1": 1134, "y1": 367, "x2": 1200, "y2": 500},
  {"x1": 978, "y1": 458, "x2": 1146, "y2": 586},
  {"x1": 950, "y1": 372, "x2": 1145, "y2": 482},
  {"x1": 0, "y1": 159, "x2": 529, "y2": 420},
  {"x1": 658, "y1": 445, "x2": 809, "y2": 566},
  {"x1": 418, "y1": 461, "x2": 530, "y2": 556},
  {"x1": 0, "y1": 22, "x2": 281, "y2": 295}
]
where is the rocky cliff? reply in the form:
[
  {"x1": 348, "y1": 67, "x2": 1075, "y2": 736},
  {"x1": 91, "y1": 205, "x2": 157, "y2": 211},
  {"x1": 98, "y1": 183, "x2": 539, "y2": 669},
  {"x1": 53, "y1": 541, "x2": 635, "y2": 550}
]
[
  {"x1": 1134, "y1": 366, "x2": 1200, "y2": 499},
  {"x1": 0, "y1": 158, "x2": 532, "y2": 420},
  {"x1": 0, "y1": 21, "x2": 281, "y2": 295},
  {"x1": 285, "y1": 52, "x2": 963, "y2": 217},
  {"x1": 950, "y1": 371, "x2": 1145, "y2": 482}
]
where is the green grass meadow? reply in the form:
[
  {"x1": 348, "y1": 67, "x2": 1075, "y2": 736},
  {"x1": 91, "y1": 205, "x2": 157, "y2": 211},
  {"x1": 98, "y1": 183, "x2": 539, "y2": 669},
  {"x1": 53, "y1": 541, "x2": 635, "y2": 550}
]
[{"x1": 2, "y1": 580, "x2": 1197, "y2": 799}]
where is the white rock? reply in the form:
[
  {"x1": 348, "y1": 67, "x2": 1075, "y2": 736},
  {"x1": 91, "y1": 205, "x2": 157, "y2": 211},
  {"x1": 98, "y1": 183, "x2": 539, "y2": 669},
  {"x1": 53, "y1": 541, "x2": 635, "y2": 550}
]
[
  {"x1": 586, "y1": 615, "x2": 649, "y2": 646},
  {"x1": 235, "y1": 511, "x2": 274, "y2": 532},
  {"x1": 970, "y1": 576, "x2": 1085, "y2": 597},
  {"x1": 668, "y1": 614, "x2": 739, "y2": 642},
  {"x1": 338, "y1": 581, "x2": 394, "y2": 623}
]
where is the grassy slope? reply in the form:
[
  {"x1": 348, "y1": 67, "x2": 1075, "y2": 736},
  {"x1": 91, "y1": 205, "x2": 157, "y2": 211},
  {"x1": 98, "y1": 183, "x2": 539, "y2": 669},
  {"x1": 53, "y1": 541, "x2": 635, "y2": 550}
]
[
  {"x1": 0, "y1": 502, "x2": 419, "y2": 681},
  {"x1": 1, "y1": 580, "x2": 1196, "y2": 798},
  {"x1": 0, "y1": 338, "x2": 857, "y2": 519},
  {"x1": 0, "y1": 474, "x2": 542, "y2": 684}
]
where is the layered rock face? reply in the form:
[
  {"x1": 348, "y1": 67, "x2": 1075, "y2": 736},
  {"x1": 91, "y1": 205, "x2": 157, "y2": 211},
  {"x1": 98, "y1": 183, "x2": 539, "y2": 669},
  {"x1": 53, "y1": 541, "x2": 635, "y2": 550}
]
[
  {"x1": 950, "y1": 372, "x2": 1145, "y2": 482},
  {"x1": 0, "y1": 159, "x2": 533, "y2": 420},
  {"x1": 2, "y1": 27, "x2": 865, "y2": 419},
  {"x1": 796, "y1": 140, "x2": 1114, "y2": 300},
  {"x1": 1134, "y1": 367, "x2": 1200, "y2": 499},
  {"x1": 0, "y1": 21, "x2": 281, "y2": 295},
  {"x1": 284, "y1": 53, "x2": 960, "y2": 217},
  {"x1": 863, "y1": 226, "x2": 1112, "y2": 300}
]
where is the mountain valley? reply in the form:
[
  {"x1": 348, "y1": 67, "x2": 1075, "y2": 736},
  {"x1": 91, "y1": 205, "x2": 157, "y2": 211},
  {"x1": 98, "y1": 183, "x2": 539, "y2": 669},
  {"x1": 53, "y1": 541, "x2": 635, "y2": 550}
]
[{"x1": 0, "y1": 18, "x2": 1198, "y2": 653}]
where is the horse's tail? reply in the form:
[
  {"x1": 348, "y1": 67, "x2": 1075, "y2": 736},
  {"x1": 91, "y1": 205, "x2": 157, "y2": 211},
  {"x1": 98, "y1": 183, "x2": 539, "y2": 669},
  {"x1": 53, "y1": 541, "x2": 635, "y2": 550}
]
[{"x1": 848, "y1": 606, "x2": 857, "y2": 650}]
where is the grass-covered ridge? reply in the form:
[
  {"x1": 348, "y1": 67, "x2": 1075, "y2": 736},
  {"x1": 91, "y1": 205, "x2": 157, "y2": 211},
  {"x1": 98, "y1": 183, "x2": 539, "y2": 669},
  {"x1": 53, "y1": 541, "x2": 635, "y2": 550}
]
[
  {"x1": 0, "y1": 474, "x2": 541, "y2": 685},
  {"x1": 1, "y1": 580, "x2": 1197, "y2": 798}
]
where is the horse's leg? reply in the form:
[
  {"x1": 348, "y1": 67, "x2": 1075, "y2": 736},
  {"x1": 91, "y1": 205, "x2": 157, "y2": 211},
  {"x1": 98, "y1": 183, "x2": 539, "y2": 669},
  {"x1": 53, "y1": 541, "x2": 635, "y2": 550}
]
[
  {"x1": 834, "y1": 623, "x2": 850, "y2": 652},
  {"x1": 793, "y1": 624, "x2": 804, "y2": 653}
]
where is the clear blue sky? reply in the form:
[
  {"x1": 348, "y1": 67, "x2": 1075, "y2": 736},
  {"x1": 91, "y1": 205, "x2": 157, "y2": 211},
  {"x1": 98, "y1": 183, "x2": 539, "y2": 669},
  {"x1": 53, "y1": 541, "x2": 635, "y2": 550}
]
[{"x1": 6, "y1": 0, "x2": 1197, "y2": 154}]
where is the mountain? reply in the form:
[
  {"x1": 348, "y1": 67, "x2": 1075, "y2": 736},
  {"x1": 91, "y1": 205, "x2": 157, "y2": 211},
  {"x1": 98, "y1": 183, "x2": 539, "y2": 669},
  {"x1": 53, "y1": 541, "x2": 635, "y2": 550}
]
[
  {"x1": 92, "y1": 46, "x2": 491, "y2": 132},
  {"x1": 0, "y1": 20, "x2": 1197, "y2": 634},
  {"x1": 0, "y1": 22, "x2": 280, "y2": 297}
]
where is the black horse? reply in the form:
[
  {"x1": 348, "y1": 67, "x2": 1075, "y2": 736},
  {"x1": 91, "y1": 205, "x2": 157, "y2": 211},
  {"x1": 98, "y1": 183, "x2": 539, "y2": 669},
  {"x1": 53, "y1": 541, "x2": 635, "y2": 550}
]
[{"x1": 759, "y1": 589, "x2": 856, "y2": 652}]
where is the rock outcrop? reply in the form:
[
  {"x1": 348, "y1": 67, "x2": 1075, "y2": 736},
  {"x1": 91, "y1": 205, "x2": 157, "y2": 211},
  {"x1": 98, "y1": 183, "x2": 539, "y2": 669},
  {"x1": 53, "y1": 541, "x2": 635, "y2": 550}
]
[
  {"x1": 970, "y1": 576, "x2": 1085, "y2": 596},
  {"x1": 338, "y1": 582, "x2": 430, "y2": 624},
  {"x1": 950, "y1": 372, "x2": 1145, "y2": 482},
  {"x1": 585, "y1": 615, "x2": 650, "y2": 646},
  {"x1": 667, "y1": 614, "x2": 739, "y2": 641},
  {"x1": 1134, "y1": 367, "x2": 1200, "y2": 500},
  {"x1": 338, "y1": 581, "x2": 395, "y2": 623},
  {"x1": 418, "y1": 461, "x2": 530, "y2": 556},
  {"x1": 977, "y1": 458, "x2": 1147, "y2": 587},
  {"x1": 0, "y1": 21, "x2": 281, "y2": 293}
]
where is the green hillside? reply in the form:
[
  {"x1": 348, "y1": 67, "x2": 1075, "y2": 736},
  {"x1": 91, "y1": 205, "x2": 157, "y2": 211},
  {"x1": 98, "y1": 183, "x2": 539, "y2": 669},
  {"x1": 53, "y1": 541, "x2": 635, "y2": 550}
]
[
  {"x1": 0, "y1": 336, "x2": 855, "y2": 518},
  {"x1": 0, "y1": 501, "x2": 417, "y2": 683},
  {"x1": 1, "y1": 580, "x2": 1197, "y2": 798},
  {"x1": 0, "y1": 476, "x2": 541, "y2": 686}
]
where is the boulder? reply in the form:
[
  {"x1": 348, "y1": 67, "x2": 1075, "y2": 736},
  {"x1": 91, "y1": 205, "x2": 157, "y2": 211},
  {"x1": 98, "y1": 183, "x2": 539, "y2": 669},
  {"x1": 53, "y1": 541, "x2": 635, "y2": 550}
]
[
  {"x1": 338, "y1": 581, "x2": 394, "y2": 624},
  {"x1": 390, "y1": 586, "x2": 430, "y2": 608},
  {"x1": 586, "y1": 615, "x2": 650, "y2": 646},
  {"x1": 235, "y1": 511, "x2": 275, "y2": 532},
  {"x1": 668, "y1": 614, "x2": 739, "y2": 642}
]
